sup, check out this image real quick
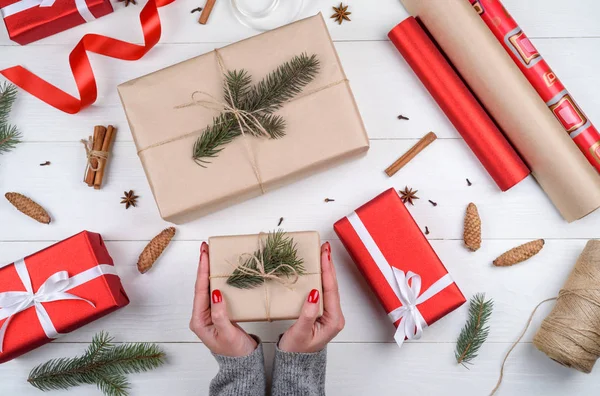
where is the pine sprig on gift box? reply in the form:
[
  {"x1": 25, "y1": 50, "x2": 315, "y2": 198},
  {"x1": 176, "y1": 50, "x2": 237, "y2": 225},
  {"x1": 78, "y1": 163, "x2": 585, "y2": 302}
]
[
  {"x1": 193, "y1": 53, "x2": 319, "y2": 166},
  {"x1": 0, "y1": 82, "x2": 21, "y2": 155},
  {"x1": 227, "y1": 230, "x2": 305, "y2": 289},
  {"x1": 27, "y1": 332, "x2": 166, "y2": 396},
  {"x1": 455, "y1": 293, "x2": 494, "y2": 367}
]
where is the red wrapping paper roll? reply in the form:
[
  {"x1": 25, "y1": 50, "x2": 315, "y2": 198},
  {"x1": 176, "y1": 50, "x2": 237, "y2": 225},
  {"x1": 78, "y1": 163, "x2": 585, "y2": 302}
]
[
  {"x1": 388, "y1": 17, "x2": 530, "y2": 191},
  {"x1": 470, "y1": 0, "x2": 600, "y2": 173}
]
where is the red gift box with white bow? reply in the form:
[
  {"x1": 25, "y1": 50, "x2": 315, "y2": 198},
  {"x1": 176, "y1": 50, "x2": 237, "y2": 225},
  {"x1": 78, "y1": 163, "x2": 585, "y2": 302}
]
[
  {"x1": 334, "y1": 188, "x2": 465, "y2": 347},
  {"x1": 0, "y1": 0, "x2": 113, "y2": 45},
  {"x1": 0, "y1": 231, "x2": 129, "y2": 363}
]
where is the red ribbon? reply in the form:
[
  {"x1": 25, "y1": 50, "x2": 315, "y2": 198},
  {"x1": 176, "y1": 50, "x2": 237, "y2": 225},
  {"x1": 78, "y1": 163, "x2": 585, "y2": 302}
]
[{"x1": 0, "y1": 0, "x2": 176, "y2": 114}]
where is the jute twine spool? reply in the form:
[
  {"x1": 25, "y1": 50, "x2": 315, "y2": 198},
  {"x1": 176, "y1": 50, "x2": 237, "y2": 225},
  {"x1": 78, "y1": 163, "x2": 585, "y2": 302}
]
[
  {"x1": 491, "y1": 240, "x2": 600, "y2": 394},
  {"x1": 533, "y1": 239, "x2": 600, "y2": 373}
]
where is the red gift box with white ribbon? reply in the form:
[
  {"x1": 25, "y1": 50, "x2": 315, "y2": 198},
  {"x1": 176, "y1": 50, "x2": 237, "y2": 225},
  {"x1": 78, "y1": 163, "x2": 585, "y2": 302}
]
[
  {"x1": 334, "y1": 188, "x2": 465, "y2": 347},
  {"x1": 0, "y1": 0, "x2": 113, "y2": 45},
  {"x1": 0, "y1": 231, "x2": 129, "y2": 363}
]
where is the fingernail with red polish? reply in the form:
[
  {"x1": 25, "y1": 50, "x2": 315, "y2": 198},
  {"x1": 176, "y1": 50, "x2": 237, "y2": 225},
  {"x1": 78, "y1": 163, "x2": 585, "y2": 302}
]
[
  {"x1": 325, "y1": 242, "x2": 331, "y2": 252},
  {"x1": 308, "y1": 289, "x2": 320, "y2": 304},
  {"x1": 212, "y1": 290, "x2": 222, "y2": 304},
  {"x1": 201, "y1": 242, "x2": 208, "y2": 254}
]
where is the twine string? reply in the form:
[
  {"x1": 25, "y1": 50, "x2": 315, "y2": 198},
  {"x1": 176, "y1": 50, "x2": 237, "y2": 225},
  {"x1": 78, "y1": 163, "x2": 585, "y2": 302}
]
[
  {"x1": 491, "y1": 240, "x2": 600, "y2": 395},
  {"x1": 80, "y1": 137, "x2": 109, "y2": 180}
]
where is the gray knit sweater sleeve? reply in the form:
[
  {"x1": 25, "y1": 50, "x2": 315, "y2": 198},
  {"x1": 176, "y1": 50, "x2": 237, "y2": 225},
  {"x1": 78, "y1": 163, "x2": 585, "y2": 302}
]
[
  {"x1": 210, "y1": 340, "x2": 266, "y2": 396},
  {"x1": 271, "y1": 345, "x2": 327, "y2": 396}
]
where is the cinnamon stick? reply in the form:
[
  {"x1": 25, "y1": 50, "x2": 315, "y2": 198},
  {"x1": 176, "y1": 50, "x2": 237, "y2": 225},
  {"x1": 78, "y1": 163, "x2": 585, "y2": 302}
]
[
  {"x1": 385, "y1": 132, "x2": 437, "y2": 177},
  {"x1": 93, "y1": 125, "x2": 117, "y2": 189},
  {"x1": 85, "y1": 125, "x2": 107, "y2": 186},
  {"x1": 199, "y1": 0, "x2": 216, "y2": 24}
]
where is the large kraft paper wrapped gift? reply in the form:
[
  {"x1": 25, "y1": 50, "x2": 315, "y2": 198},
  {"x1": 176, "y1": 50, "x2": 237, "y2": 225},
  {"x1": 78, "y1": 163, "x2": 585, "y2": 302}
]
[
  {"x1": 209, "y1": 231, "x2": 323, "y2": 322},
  {"x1": 118, "y1": 14, "x2": 370, "y2": 224}
]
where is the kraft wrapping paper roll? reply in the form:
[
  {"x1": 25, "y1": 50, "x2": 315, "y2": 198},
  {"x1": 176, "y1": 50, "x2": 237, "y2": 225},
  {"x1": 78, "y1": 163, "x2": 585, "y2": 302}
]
[
  {"x1": 400, "y1": 0, "x2": 600, "y2": 222},
  {"x1": 388, "y1": 17, "x2": 529, "y2": 191}
]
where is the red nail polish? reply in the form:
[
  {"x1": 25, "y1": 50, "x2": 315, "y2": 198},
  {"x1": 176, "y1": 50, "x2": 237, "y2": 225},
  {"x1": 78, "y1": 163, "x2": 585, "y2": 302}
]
[
  {"x1": 212, "y1": 290, "x2": 222, "y2": 304},
  {"x1": 308, "y1": 289, "x2": 320, "y2": 304},
  {"x1": 325, "y1": 241, "x2": 331, "y2": 252},
  {"x1": 201, "y1": 242, "x2": 208, "y2": 254}
]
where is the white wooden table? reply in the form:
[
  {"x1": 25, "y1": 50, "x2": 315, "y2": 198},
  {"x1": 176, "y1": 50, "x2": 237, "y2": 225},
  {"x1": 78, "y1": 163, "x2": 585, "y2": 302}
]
[{"x1": 2, "y1": 0, "x2": 600, "y2": 394}]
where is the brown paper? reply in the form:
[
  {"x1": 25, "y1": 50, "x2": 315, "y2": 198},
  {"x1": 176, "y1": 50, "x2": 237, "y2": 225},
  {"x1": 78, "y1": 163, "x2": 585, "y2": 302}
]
[
  {"x1": 400, "y1": 0, "x2": 600, "y2": 222},
  {"x1": 208, "y1": 231, "x2": 323, "y2": 322},
  {"x1": 118, "y1": 14, "x2": 369, "y2": 224}
]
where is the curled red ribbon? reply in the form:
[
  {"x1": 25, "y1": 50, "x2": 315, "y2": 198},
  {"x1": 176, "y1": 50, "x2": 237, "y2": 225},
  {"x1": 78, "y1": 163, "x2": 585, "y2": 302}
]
[{"x1": 0, "y1": 0, "x2": 176, "y2": 114}]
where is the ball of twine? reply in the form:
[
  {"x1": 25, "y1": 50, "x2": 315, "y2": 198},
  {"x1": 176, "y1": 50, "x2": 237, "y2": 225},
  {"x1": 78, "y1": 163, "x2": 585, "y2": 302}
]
[{"x1": 533, "y1": 239, "x2": 600, "y2": 373}]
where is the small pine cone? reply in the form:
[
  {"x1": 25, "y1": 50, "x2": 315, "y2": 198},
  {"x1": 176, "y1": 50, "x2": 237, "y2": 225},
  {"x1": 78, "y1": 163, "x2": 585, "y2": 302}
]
[
  {"x1": 493, "y1": 239, "x2": 545, "y2": 267},
  {"x1": 463, "y1": 202, "x2": 481, "y2": 251},
  {"x1": 137, "y1": 227, "x2": 176, "y2": 274},
  {"x1": 5, "y1": 192, "x2": 51, "y2": 224}
]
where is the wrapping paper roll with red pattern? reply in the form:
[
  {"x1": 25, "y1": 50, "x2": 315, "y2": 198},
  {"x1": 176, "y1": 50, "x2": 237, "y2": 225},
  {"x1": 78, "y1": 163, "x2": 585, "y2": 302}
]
[{"x1": 470, "y1": 0, "x2": 600, "y2": 173}]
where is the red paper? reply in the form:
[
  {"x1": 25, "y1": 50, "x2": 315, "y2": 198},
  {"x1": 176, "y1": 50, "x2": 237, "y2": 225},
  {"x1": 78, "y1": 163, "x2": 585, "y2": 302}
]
[
  {"x1": 471, "y1": 0, "x2": 600, "y2": 173},
  {"x1": 0, "y1": 0, "x2": 113, "y2": 45},
  {"x1": 334, "y1": 188, "x2": 465, "y2": 333},
  {"x1": 388, "y1": 17, "x2": 530, "y2": 191},
  {"x1": 0, "y1": 231, "x2": 129, "y2": 364}
]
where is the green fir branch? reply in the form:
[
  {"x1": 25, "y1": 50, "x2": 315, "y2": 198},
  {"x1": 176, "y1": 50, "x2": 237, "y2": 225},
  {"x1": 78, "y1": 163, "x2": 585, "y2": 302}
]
[
  {"x1": 226, "y1": 230, "x2": 305, "y2": 289},
  {"x1": 0, "y1": 82, "x2": 20, "y2": 155},
  {"x1": 0, "y1": 82, "x2": 18, "y2": 125},
  {"x1": 192, "y1": 53, "x2": 319, "y2": 165},
  {"x1": 455, "y1": 293, "x2": 494, "y2": 367},
  {"x1": 0, "y1": 124, "x2": 22, "y2": 155},
  {"x1": 27, "y1": 332, "x2": 166, "y2": 396}
]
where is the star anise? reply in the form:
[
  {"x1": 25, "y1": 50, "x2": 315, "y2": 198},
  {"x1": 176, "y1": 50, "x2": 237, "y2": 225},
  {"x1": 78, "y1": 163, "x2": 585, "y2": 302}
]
[
  {"x1": 118, "y1": 0, "x2": 137, "y2": 6},
  {"x1": 331, "y1": 3, "x2": 351, "y2": 25},
  {"x1": 399, "y1": 186, "x2": 419, "y2": 205},
  {"x1": 121, "y1": 190, "x2": 139, "y2": 209}
]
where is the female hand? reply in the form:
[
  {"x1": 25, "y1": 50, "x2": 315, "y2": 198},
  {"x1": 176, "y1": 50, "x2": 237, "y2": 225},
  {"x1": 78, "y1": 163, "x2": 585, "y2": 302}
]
[
  {"x1": 189, "y1": 242, "x2": 258, "y2": 357},
  {"x1": 278, "y1": 242, "x2": 345, "y2": 353}
]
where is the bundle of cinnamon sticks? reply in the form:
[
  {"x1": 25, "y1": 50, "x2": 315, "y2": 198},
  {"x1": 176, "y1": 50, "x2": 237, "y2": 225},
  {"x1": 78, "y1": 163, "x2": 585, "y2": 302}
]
[{"x1": 84, "y1": 125, "x2": 117, "y2": 189}]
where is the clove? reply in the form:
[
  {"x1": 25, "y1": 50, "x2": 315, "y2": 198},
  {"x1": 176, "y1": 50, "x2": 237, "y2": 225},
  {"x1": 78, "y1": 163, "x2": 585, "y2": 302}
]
[
  {"x1": 277, "y1": 217, "x2": 284, "y2": 226},
  {"x1": 324, "y1": 198, "x2": 335, "y2": 203},
  {"x1": 40, "y1": 161, "x2": 51, "y2": 166},
  {"x1": 428, "y1": 200, "x2": 438, "y2": 207},
  {"x1": 425, "y1": 226, "x2": 430, "y2": 235},
  {"x1": 466, "y1": 178, "x2": 472, "y2": 186},
  {"x1": 190, "y1": 6, "x2": 203, "y2": 13},
  {"x1": 397, "y1": 115, "x2": 409, "y2": 120}
]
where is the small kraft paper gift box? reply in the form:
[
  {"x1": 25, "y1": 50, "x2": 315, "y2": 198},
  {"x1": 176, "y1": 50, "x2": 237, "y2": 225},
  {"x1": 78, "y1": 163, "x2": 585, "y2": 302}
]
[
  {"x1": 334, "y1": 189, "x2": 465, "y2": 347},
  {"x1": 0, "y1": 231, "x2": 129, "y2": 363},
  {"x1": 0, "y1": 0, "x2": 113, "y2": 45},
  {"x1": 118, "y1": 13, "x2": 369, "y2": 224},
  {"x1": 209, "y1": 231, "x2": 323, "y2": 322}
]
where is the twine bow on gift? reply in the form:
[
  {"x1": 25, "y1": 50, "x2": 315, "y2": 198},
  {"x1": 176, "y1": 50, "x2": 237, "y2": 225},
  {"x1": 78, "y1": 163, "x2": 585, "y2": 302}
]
[
  {"x1": 346, "y1": 210, "x2": 456, "y2": 347},
  {"x1": 0, "y1": 0, "x2": 96, "y2": 22},
  {"x1": 0, "y1": 259, "x2": 117, "y2": 353}
]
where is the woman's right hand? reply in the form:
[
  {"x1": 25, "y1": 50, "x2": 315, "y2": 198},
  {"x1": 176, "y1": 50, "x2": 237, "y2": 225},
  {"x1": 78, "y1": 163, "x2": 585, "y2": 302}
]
[{"x1": 189, "y1": 242, "x2": 258, "y2": 357}]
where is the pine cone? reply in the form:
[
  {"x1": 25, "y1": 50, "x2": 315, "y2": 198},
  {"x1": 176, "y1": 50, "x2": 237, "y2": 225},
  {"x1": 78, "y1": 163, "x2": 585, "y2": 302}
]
[
  {"x1": 493, "y1": 239, "x2": 545, "y2": 267},
  {"x1": 5, "y1": 192, "x2": 51, "y2": 224},
  {"x1": 137, "y1": 227, "x2": 176, "y2": 274},
  {"x1": 463, "y1": 202, "x2": 481, "y2": 251}
]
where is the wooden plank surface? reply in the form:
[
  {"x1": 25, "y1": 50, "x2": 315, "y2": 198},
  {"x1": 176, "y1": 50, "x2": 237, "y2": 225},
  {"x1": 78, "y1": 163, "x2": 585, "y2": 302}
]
[{"x1": 2, "y1": 0, "x2": 600, "y2": 394}]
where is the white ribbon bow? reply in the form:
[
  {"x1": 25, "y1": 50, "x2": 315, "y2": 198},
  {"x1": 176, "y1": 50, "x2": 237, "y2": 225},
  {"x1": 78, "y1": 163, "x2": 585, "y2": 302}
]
[
  {"x1": 0, "y1": 259, "x2": 117, "y2": 353},
  {"x1": 346, "y1": 210, "x2": 455, "y2": 347},
  {"x1": 1, "y1": 0, "x2": 96, "y2": 22}
]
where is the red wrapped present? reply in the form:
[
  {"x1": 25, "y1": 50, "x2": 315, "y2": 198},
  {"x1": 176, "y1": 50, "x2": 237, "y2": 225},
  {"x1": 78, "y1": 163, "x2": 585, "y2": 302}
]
[
  {"x1": 0, "y1": 0, "x2": 113, "y2": 45},
  {"x1": 0, "y1": 231, "x2": 129, "y2": 363},
  {"x1": 334, "y1": 188, "x2": 465, "y2": 347}
]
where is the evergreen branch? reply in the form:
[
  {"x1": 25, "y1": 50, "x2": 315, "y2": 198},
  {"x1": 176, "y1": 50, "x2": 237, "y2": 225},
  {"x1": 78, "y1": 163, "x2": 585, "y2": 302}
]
[
  {"x1": 227, "y1": 230, "x2": 305, "y2": 289},
  {"x1": 192, "y1": 54, "x2": 319, "y2": 165},
  {"x1": 0, "y1": 82, "x2": 18, "y2": 126},
  {"x1": 28, "y1": 332, "x2": 166, "y2": 396},
  {"x1": 245, "y1": 53, "x2": 320, "y2": 112},
  {"x1": 455, "y1": 293, "x2": 494, "y2": 367},
  {"x1": 0, "y1": 124, "x2": 22, "y2": 155}
]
